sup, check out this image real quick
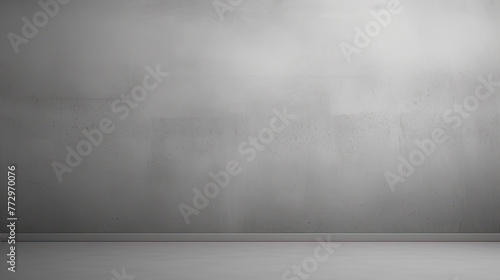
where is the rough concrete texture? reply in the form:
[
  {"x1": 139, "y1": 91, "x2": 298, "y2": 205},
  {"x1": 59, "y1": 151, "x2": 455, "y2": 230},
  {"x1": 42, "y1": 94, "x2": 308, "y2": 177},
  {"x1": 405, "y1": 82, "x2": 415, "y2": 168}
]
[{"x1": 0, "y1": 0, "x2": 499, "y2": 233}]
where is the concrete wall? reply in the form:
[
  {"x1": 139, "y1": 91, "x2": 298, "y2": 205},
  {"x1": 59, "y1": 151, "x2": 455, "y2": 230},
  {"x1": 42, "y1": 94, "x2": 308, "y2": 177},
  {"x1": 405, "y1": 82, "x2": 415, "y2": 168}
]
[{"x1": 1, "y1": 0, "x2": 500, "y2": 233}]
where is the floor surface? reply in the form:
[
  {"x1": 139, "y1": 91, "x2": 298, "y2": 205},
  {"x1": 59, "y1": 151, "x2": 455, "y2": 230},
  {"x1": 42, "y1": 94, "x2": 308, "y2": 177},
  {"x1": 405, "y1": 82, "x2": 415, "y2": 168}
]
[{"x1": 1, "y1": 242, "x2": 499, "y2": 279}]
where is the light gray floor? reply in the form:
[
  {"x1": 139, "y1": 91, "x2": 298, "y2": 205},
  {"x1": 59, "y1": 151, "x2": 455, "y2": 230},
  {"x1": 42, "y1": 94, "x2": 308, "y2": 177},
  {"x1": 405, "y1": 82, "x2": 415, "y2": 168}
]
[{"x1": 1, "y1": 242, "x2": 499, "y2": 280}]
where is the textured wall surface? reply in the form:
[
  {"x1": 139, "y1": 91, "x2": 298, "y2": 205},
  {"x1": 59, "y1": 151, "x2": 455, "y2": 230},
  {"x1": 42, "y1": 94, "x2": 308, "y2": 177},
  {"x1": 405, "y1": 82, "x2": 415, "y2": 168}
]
[{"x1": 1, "y1": 0, "x2": 499, "y2": 233}]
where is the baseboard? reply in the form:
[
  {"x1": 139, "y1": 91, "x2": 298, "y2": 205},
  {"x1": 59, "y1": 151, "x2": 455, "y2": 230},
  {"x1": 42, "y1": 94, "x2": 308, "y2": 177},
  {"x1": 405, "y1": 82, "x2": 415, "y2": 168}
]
[{"x1": 1, "y1": 233, "x2": 499, "y2": 242}]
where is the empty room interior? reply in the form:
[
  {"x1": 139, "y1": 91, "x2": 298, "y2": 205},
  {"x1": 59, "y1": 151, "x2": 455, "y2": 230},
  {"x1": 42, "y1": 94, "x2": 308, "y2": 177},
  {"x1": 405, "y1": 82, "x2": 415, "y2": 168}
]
[{"x1": 1, "y1": 0, "x2": 500, "y2": 279}]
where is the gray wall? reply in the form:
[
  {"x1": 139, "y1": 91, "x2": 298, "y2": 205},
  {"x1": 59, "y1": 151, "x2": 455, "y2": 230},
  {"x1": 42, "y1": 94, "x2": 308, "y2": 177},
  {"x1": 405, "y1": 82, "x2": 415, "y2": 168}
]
[{"x1": 1, "y1": 0, "x2": 500, "y2": 233}]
